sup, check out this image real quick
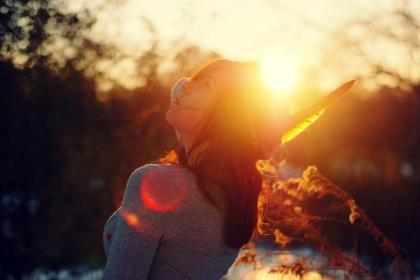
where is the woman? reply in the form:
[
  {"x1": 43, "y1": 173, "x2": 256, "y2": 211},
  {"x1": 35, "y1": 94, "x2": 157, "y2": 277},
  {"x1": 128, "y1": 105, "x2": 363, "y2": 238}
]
[
  {"x1": 103, "y1": 59, "x2": 353, "y2": 279},
  {"x1": 102, "y1": 58, "x2": 288, "y2": 279}
]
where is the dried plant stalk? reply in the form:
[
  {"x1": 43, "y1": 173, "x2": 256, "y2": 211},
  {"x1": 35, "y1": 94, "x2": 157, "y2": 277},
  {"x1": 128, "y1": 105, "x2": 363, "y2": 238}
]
[{"x1": 235, "y1": 150, "x2": 411, "y2": 279}]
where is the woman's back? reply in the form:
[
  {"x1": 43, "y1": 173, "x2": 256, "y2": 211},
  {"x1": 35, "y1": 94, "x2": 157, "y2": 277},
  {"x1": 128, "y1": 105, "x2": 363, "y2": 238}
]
[{"x1": 103, "y1": 163, "x2": 239, "y2": 280}]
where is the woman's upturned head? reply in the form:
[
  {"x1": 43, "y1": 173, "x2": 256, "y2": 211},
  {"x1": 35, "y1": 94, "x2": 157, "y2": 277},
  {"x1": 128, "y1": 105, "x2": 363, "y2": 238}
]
[
  {"x1": 164, "y1": 59, "x2": 234, "y2": 146},
  {"x1": 165, "y1": 58, "x2": 285, "y2": 164}
]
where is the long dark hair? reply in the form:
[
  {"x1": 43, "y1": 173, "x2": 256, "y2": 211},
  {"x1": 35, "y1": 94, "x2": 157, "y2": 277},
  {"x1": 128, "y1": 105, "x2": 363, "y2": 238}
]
[{"x1": 157, "y1": 59, "x2": 275, "y2": 249}]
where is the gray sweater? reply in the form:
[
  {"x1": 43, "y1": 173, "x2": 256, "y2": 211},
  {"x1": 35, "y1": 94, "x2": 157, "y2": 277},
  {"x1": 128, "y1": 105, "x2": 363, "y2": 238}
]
[{"x1": 102, "y1": 163, "x2": 239, "y2": 280}]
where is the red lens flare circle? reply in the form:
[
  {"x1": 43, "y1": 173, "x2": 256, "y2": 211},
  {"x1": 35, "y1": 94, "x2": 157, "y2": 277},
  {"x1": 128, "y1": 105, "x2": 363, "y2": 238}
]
[{"x1": 140, "y1": 172, "x2": 188, "y2": 212}]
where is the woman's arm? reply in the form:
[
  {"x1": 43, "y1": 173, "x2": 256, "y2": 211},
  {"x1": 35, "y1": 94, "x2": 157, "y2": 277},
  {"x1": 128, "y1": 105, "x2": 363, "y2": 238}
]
[{"x1": 102, "y1": 165, "x2": 163, "y2": 280}]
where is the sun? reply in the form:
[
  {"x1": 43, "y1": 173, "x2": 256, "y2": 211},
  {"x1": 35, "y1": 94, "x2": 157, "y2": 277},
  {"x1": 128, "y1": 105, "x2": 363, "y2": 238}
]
[{"x1": 259, "y1": 52, "x2": 299, "y2": 97}]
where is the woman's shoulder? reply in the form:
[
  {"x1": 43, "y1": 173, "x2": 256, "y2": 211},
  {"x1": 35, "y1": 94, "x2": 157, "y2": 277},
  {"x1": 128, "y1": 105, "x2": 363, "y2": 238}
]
[
  {"x1": 124, "y1": 163, "x2": 196, "y2": 212},
  {"x1": 129, "y1": 163, "x2": 193, "y2": 183},
  {"x1": 123, "y1": 163, "x2": 226, "y2": 236}
]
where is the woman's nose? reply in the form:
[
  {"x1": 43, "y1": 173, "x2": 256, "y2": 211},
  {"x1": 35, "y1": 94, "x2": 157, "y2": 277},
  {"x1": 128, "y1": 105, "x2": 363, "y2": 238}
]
[{"x1": 182, "y1": 81, "x2": 191, "y2": 92}]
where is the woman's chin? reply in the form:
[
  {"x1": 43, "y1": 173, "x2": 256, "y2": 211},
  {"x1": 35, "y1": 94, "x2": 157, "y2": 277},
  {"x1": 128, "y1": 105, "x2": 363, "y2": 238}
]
[
  {"x1": 165, "y1": 108, "x2": 199, "y2": 137},
  {"x1": 164, "y1": 109, "x2": 175, "y2": 123},
  {"x1": 165, "y1": 110, "x2": 183, "y2": 132},
  {"x1": 165, "y1": 107, "x2": 180, "y2": 121}
]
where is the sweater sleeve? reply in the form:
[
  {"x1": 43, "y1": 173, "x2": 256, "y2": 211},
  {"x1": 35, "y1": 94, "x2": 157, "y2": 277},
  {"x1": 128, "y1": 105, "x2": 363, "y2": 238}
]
[{"x1": 102, "y1": 164, "x2": 165, "y2": 280}]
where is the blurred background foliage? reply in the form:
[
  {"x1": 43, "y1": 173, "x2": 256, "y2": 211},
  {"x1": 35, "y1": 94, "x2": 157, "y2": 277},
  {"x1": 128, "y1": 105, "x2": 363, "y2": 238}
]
[{"x1": 0, "y1": 0, "x2": 419, "y2": 278}]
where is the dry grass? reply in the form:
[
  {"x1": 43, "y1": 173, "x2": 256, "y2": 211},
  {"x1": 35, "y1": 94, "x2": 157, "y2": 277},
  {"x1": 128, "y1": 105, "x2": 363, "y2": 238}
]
[{"x1": 233, "y1": 148, "x2": 411, "y2": 279}]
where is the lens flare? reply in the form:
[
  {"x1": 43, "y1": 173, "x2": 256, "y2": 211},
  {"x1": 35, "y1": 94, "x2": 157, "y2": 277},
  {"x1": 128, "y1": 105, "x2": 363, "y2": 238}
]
[
  {"x1": 140, "y1": 171, "x2": 187, "y2": 212},
  {"x1": 123, "y1": 212, "x2": 140, "y2": 228},
  {"x1": 120, "y1": 210, "x2": 143, "y2": 233}
]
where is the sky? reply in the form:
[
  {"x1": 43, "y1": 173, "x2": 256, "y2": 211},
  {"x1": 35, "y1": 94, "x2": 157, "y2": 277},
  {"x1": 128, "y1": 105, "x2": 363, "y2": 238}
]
[{"x1": 66, "y1": 0, "x2": 420, "y2": 93}]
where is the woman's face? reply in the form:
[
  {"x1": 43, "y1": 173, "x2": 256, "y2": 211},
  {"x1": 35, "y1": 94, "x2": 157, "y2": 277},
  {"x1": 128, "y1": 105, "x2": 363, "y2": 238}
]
[{"x1": 165, "y1": 68, "x2": 229, "y2": 143}]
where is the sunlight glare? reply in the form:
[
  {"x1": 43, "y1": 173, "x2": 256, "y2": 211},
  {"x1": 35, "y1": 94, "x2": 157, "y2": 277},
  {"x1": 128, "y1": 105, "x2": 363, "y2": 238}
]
[{"x1": 260, "y1": 52, "x2": 299, "y2": 97}]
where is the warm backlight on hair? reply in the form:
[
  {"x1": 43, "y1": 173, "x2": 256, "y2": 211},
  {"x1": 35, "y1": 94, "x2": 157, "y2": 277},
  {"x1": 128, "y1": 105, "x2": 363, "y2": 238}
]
[{"x1": 260, "y1": 52, "x2": 299, "y2": 97}]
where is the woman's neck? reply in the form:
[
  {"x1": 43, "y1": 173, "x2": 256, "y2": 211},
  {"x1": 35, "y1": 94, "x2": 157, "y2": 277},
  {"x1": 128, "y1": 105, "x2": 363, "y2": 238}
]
[{"x1": 179, "y1": 132, "x2": 209, "y2": 168}]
